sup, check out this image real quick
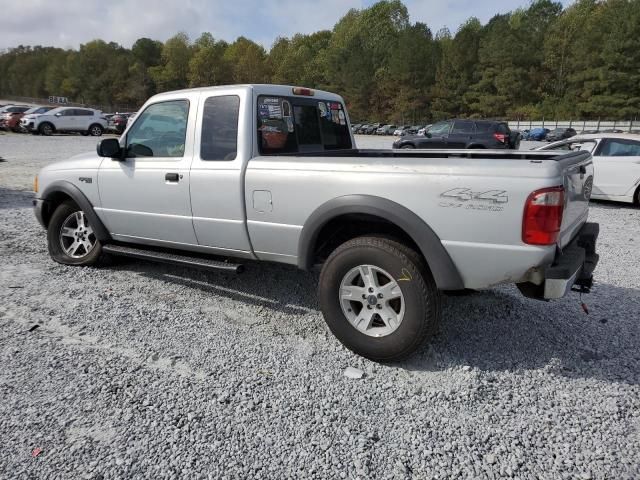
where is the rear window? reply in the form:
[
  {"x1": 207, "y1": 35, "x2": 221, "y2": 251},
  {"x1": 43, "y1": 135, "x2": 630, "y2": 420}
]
[
  {"x1": 257, "y1": 95, "x2": 352, "y2": 154},
  {"x1": 598, "y1": 139, "x2": 640, "y2": 156},
  {"x1": 495, "y1": 123, "x2": 509, "y2": 134},
  {"x1": 201, "y1": 95, "x2": 240, "y2": 161}
]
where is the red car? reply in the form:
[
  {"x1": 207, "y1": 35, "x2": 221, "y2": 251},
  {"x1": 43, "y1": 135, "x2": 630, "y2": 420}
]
[
  {"x1": 0, "y1": 105, "x2": 53, "y2": 132},
  {"x1": 108, "y1": 112, "x2": 133, "y2": 134}
]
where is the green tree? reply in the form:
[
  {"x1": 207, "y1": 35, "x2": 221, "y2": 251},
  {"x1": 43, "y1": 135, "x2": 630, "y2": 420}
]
[
  {"x1": 188, "y1": 33, "x2": 231, "y2": 87},
  {"x1": 149, "y1": 33, "x2": 192, "y2": 91},
  {"x1": 224, "y1": 37, "x2": 268, "y2": 83}
]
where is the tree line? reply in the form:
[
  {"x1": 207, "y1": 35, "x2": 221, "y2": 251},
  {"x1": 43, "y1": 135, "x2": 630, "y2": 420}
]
[{"x1": 1, "y1": 0, "x2": 638, "y2": 122}]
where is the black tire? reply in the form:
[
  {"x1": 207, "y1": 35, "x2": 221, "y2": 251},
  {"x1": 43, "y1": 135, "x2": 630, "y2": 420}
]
[
  {"x1": 635, "y1": 186, "x2": 640, "y2": 206},
  {"x1": 400, "y1": 144, "x2": 415, "y2": 149},
  {"x1": 318, "y1": 236, "x2": 441, "y2": 362},
  {"x1": 88, "y1": 124, "x2": 103, "y2": 136},
  {"x1": 47, "y1": 200, "x2": 102, "y2": 266},
  {"x1": 39, "y1": 122, "x2": 54, "y2": 136}
]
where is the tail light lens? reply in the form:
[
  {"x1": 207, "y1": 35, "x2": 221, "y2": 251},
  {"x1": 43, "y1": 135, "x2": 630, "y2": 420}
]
[
  {"x1": 493, "y1": 133, "x2": 506, "y2": 143},
  {"x1": 522, "y1": 186, "x2": 564, "y2": 245}
]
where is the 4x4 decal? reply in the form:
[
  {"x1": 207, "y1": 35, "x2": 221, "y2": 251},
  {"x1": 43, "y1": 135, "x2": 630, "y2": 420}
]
[{"x1": 439, "y1": 188, "x2": 508, "y2": 212}]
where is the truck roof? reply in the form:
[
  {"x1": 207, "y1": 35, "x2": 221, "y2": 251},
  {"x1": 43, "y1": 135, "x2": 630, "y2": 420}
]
[{"x1": 151, "y1": 84, "x2": 344, "y2": 103}]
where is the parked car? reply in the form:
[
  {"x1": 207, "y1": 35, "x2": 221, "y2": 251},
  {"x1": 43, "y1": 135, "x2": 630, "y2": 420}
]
[
  {"x1": 362, "y1": 123, "x2": 381, "y2": 134},
  {"x1": 23, "y1": 107, "x2": 107, "y2": 136},
  {"x1": 537, "y1": 133, "x2": 640, "y2": 204},
  {"x1": 376, "y1": 124, "x2": 396, "y2": 135},
  {"x1": 0, "y1": 105, "x2": 33, "y2": 131},
  {"x1": 393, "y1": 126, "x2": 409, "y2": 136},
  {"x1": 393, "y1": 119, "x2": 520, "y2": 149},
  {"x1": 546, "y1": 127, "x2": 577, "y2": 142},
  {"x1": 33, "y1": 84, "x2": 599, "y2": 361},
  {"x1": 405, "y1": 125, "x2": 423, "y2": 135},
  {"x1": 526, "y1": 127, "x2": 550, "y2": 141},
  {"x1": 1, "y1": 105, "x2": 54, "y2": 132},
  {"x1": 0, "y1": 104, "x2": 30, "y2": 115},
  {"x1": 351, "y1": 123, "x2": 362, "y2": 133},
  {"x1": 108, "y1": 112, "x2": 132, "y2": 134}
]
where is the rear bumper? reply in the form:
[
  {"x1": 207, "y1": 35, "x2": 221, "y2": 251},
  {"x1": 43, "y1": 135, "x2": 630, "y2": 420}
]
[{"x1": 518, "y1": 222, "x2": 599, "y2": 300}]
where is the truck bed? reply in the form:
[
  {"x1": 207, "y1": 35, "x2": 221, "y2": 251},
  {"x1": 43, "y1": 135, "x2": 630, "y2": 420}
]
[{"x1": 272, "y1": 148, "x2": 590, "y2": 163}]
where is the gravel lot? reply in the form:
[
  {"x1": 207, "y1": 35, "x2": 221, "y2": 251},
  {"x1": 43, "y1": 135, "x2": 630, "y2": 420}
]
[{"x1": 1, "y1": 131, "x2": 639, "y2": 479}]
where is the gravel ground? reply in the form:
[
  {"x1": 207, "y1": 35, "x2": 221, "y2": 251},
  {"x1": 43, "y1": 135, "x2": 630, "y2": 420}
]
[{"x1": 1, "y1": 131, "x2": 639, "y2": 479}]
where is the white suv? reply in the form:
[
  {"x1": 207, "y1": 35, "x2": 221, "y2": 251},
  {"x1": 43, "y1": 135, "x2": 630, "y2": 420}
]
[{"x1": 25, "y1": 107, "x2": 107, "y2": 136}]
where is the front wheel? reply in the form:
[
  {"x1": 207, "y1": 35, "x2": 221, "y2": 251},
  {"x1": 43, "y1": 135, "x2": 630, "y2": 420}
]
[
  {"x1": 47, "y1": 201, "x2": 102, "y2": 266},
  {"x1": 400, "y1": 144, "x2": 415, "y2": 149},
  {"x1": 318, "y1": 236, "x2": 441, "y2": 361},
  {"x1": 89, "y1": 124, "x2": 103, "y2": 136},
  {"x1": 39, "y1": 122, "x2": 54, "y2": 136}
]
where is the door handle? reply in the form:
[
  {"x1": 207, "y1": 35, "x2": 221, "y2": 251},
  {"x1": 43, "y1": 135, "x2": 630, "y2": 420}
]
[{"x1": 165, "y1": 173, "x2": 180, "y2": 182}]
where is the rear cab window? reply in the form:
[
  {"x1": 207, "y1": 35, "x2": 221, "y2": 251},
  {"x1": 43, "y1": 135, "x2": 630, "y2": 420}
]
[{"x1": 257, "y1": 95, "x2": 352, "y2": 154}]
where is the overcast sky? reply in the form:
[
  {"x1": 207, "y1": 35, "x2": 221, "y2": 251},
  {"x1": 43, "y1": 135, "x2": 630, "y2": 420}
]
[{"x1": 0, "y1": 0, "x2": 572, "y2": 51}]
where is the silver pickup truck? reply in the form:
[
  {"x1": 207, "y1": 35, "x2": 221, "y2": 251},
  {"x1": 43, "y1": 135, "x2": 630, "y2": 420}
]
[{"x1": 34, "y1": 84, "x2": 599, "y2": 361}]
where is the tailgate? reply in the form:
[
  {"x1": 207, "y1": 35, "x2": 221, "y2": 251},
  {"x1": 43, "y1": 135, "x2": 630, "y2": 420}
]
[{"x1": 557, "y1": 151, "x2": 594, "y2": 248}]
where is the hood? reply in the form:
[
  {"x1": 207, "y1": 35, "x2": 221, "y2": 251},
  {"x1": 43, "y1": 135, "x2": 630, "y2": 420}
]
[
  {"x1": 22, "y1": 113, "x2": 46, "y2": 120},
  {"x1": 40, "y1": 150, "x2": 104, "y2": 174}
]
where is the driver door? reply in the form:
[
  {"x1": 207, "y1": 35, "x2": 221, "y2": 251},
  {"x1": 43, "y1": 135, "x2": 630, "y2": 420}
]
[
  {"x1": 97, "y1": 96, "x2": 199, "y2": 246},
  {"x1": 55, "y1": 108, "x2": 77, "y2": 131}
]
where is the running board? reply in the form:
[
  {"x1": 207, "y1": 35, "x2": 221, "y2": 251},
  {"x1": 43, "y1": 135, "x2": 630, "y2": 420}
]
[{"x1": 102, "y1": 244, "x2": 244, "y2": 273}]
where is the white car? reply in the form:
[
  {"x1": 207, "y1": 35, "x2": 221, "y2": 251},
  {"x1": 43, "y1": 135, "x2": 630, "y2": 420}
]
[
  {"x1": 24, "y1": 106, "x2": 107, "y2": 136},
  {"x1": 537, "y1": 133, "x2": 640, "y2": 204}
]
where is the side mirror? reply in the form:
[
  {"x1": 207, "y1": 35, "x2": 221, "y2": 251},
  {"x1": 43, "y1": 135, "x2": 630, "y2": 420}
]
[{"x1": 97, "y1": 138, "x2": 122, "y2": 159}]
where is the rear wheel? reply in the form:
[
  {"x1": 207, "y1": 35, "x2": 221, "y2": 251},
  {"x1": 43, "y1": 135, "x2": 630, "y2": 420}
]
[
  {"x1": 39, "y1": 122, "x2": 54, "y2": 136},
  {"x1": 47, "y1": 201, "x2": 102, "y2": 266},
  {"x1": 318, "y1": 236, "x2": 440, "y2": 362},
  {"x1": 635, "y1": 186, "x2": 640, "y2": 206}
]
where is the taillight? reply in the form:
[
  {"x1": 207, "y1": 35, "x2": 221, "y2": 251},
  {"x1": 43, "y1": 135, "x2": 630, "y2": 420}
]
[
  {"x1": 493, "y1": 133, "x2": 506, "y2": 143},
  {"x1": 522, "y1": 186, "x2": 564, "y2": 245}
]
